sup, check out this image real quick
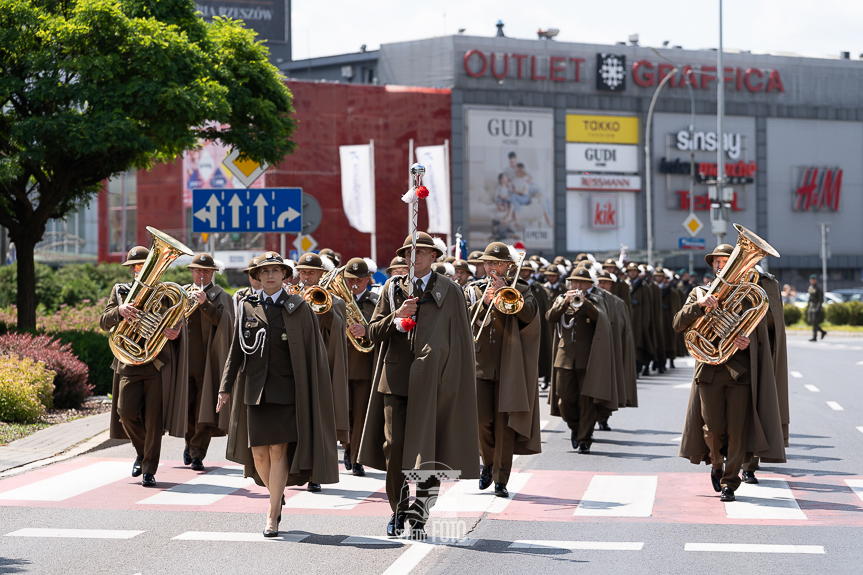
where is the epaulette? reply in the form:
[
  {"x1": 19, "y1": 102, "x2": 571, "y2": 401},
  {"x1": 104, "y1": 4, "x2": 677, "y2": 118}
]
[{"x1": 367, "y1": 290, "x2": 380, "y2": 304}]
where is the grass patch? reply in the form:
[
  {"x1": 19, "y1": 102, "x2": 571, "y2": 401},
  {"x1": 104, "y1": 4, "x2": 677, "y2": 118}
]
[
  {"x1": 787, "y1": 321, "x2": 863, "y2": 333},
  {"x1": 0, "y1": 421, "x2": 50, "y2": 445}
]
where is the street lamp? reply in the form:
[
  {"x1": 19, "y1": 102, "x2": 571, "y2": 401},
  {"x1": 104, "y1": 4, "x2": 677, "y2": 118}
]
[{"x1": 645, "y1": 67, "x2": 678, "y2": 268}]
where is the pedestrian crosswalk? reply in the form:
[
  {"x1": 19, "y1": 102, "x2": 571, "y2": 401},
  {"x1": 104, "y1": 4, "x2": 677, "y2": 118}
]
[{"x1": 1, "y1": 458, "x2": 861, "y2": 526}]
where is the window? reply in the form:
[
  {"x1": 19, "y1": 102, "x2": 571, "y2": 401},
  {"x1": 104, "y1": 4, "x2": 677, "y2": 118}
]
[{"x1": 108, "y1": 171, "x2": 137, "y2": 254}]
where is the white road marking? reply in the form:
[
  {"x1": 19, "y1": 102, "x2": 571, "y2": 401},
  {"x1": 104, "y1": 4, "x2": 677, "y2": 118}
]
[
  {"x1": 827, "y1": 401, "x2": 844, "y2": 411},
  {"x1": 172, "y1": 531, "x2": 307, "y2": 542},
  {"x1": 790, "y1": 371, "x2": 803, "y2": 378},
  {"x1": 684, "y1": 358, "x2": 696, "y2": 367},
  {"x1": 674, "y1": 383, "x2": 692, "y2": 389},
  {"x1": 669, "y1": 436, "x2": 683, "y2": 443},
  {"x1": 856, "y1": 426, "x2": 863, "y2": 435},
  {"x1": 856, "y1": 361, "x2": 863, "y2": 365},
  {"x1": 574, "y1": 475, "x2": 657, "y2": 517},
  {"x1": 340, "y1": 536, "x2": 476, "y2": 547},
  {"x1": 380, "y1": 542, "x2": 435, "y2": 575},
  {"x1": 433, "y1": 472, "x2": 531, "y2": 514},
  {"x1": 137, "y1": 466, "x2": 253, "y2": 506},
  {"x1": 282, "y1": 470, "x2": 384, "y2": 510},
  {"x1": 510, "y1": 540, "x2": 643, "y2": 551},
  {"x1": 844, "y1": 479, "x2": 863, "y2": 503},
  {"x1": 0, "y1": 461, "x2": 129, "y2": 501},
  {"x1": 684, "y1": 543, "x2": 824, "y2": 554},
  {"x1": 5, "y1": 528, "x2": 144, "y2": 539},
  {"x1": 725, "y1": 478, "x2": 807, "y2": 520},
  {"x1": 804, "y1": 384, "x2": 820, "y2": 392}
]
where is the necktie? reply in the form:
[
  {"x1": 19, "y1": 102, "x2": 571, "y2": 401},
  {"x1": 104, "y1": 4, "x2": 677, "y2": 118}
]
[
  {"x1": 414, "y1": 279, "x2": 423, "y2": 298},
  {"x1": 266, "y1": 296, "x2": 273, "y2": 309}
]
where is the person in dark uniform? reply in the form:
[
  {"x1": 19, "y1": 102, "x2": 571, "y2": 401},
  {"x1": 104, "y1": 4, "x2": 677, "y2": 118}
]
[
  {"x1": 386, "y1": 256, "x2": 409, "y2": 277},
  {"x1": 452, "y1": 259, "x2": 473, "y2": 287},
  {"x1": 520, "y1": 260, "x2": 553, "y2": 389},
  {"x1": 342, "y1": 257, "x2": 378, "y2": 476},
  {"x1": 232, "y1": 255, "x2": 262, "y2": 314},
  {"x1": 360, "y1": 232, "x2": 480, "y2": 538},
  {"x1": 806, "y1": 274, "x2": 827, "y2": 341},
  {"x1": 543, "y1": 265, "x2": 565, "y2": 301},
  {"x1": 627, "y1": 262, "x2": 654, "y2": 377},
  {"x1": 603, "y1": 258, "x2": 632, "y2": 318},
  {"x1": 183, "y1": 253, "x2": 234, "y2": 471},
  {"x1": 465, "y1": 242, "x2": 542, "y2": 498},
  {"x1": 100, "y1": 246, "x2": 187, "y2": 488},
  {"x1": 217, "y1": 252, "x2": 338, "y2": 537},
  {"x1": 467, "y1": 250, "x2": 486, "y2": 280}
]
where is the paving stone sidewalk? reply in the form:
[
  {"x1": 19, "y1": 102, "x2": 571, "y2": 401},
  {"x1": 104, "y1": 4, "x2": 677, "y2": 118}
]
[{"x1": 0, "y1": 412, "x2": 111, "y2": 473}]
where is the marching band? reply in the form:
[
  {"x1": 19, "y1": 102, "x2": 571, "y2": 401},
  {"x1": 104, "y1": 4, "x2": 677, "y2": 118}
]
[{"x1": 101, "y1": 221, "x2": 786, "y2": 539}]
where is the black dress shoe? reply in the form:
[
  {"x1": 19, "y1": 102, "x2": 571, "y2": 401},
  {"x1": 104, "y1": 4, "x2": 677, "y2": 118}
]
[
  {"x1": 386, "y1": 513, "x2": 407, "y2": 537},
  {"x1": 409, "y1": 523, "x2": 427, "y2": 540},
  {"x1": 131, "y1": 456, "x2": 143, "y2": 478},
  {"x1": 577, "y1": 443, "x2": 590, "y2": 454},
  {"x1": 669, "y1": 359, "x2": 676, "y2": 369},
  {"x1": 494, "y1": 483, "x2": 509, "y2": 498},
  {"x1": 741, "y1": 470, "x2": 759, "y2": 484},
  {"x1": 479, "y1": 464, "x2": 493, "y2": 490},
  {"x1": 570, "y1": 430, "x2": 579, "y2": 450},
  {"x1": 141, "y1": 473, "x2": 156, "y2": 487},
  {"x1": 190, "y1": 457, "x2": 205, "y2": 471},
  {"x1": 710, "y1": 466, "x2": 723, "y2": 493},
  {"x1": 720, "y1": 486, "x2": 736, "y2": 502},
  {"x1": 821, "y1": 330, "x2": 827, "y2": 340},
  {"x1": 306, "y1": 482, "x2": 322, "y2": 493},
  {"x1": 808, "y1": 338, "x2": 817, "y2": 342},
  {"x1": 343, "y1": 446, "x2": 352, "y2": 471},
  {"x1": 352, "y1": 463, "x2": 365, "y2": 476},
  {"x1": 597, "y1": 421, "x2": 611, "y2": 432},
  {"x1": 183, "y1": 450, "x2": 192, "y2": 466},
  {"x1": 640, "y1": 365, "x2": 650, "y2": 377}
]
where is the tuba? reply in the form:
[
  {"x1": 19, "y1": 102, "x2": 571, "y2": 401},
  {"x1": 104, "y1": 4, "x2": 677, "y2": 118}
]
[
  {"x1": 320, "y1": 266, "x2": 375, "y2": 353},
  {"x1": 109, "y1": 227, "x2": 195, "y2": 365},
  {"x1": 685, "y1": 224, "x2": 780, "y2": 365}
]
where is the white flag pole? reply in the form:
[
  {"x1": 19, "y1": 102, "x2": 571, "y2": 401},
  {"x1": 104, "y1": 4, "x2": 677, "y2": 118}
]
[
  {"x1": 408, "y1": 138, "x2": 414, "y2": 239},
  {"x1": 369, "y1": 139, "x2": 377, "y2": 263},
  {"x1": 444, "y1": 139, "x2": 451, "y2": 253}
]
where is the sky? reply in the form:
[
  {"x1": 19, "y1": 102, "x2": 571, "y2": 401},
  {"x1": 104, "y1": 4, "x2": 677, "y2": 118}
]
[{"x1": 290, "y1": 0, "x2": 863, "y2": 61}]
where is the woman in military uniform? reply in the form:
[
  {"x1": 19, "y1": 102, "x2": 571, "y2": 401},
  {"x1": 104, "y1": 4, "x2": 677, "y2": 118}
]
[{"x1": 217, "y1": 253, "x2": 338, "y2": 537}]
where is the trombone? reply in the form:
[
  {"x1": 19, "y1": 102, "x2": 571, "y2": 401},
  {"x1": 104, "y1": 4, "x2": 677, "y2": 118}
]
[{"x1": 472, "y1": 251, "x2": 527, "y2": 342}]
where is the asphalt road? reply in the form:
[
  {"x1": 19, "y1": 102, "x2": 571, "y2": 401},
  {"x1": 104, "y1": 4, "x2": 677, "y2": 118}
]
[{"x1": 1, "y1": 333, "x2": 861, "y2": 575}]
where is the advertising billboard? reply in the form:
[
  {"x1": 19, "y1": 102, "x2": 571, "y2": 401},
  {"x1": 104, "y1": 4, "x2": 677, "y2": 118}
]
[{"x1": 466, "y1": 107, "x2": 555, "y2": 250}]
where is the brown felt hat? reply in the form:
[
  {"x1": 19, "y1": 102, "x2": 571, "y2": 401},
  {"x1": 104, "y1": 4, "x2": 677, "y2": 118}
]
[
  {"x1": 431, "y1": 262, "x2": 447, "y2": 274},
  {"x1": 242, "y1": 255, "x2": 261, "y2": 275},
  {"x1": 344, "y1": 257, "x2": 373, "y2": 279},
  {"x1": 186, "y1": 252, "x2": 218, "y2": 270},
  {"x1": 543, "y1": 266, "x2": 562, "y2": 276},
  {"x1": 479, "y1": 242, "x2": 514, "y2": 262},
  {"x1": 122, "y1": 246, "x2": 149, "y2": 266},
  {"x1": 705, "y1": 244, "x2": 735, "y2": 267},
  {"x1": 597, "y1": 269, "x2": 617, "y2": 282},
  {"x1": 396, "y1": 232, "x2": 444, "y2": 258},
  {"x1": 567, "y1": 267, "x2": 594, "y2": 282},
  {"x1": 318, "y1": 248, "x2": 340, "y2": 267},
  {"x1": 467, "y1": 250, "x2": 485, "y2": 265},
  {"x1": 603, "y1": 258, "x2": 620, "y2": 269},
  {"x1": 251, "y1": 252, "x2": 291, "y2": 280},
  {"x1": 386, "y1": 256, "x2": 408, "y2": 274},
  {"x1": 626, "y1": 262, "x2": 640, "y2": 271},
  {"x1": 453, "y1": 259, "x2": 471, "y2": 273},
  {"x1": 296, "y1": 252, "x2": 326, "y2": 271}
]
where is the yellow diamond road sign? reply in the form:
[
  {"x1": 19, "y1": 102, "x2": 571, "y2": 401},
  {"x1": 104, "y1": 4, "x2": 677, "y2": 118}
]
[
  {"x1": 223, "y1": 148, "x2": 268, "y2": 188},
  {"x1": 683, "y1": 214, "x2": 704, "y2": 238},
  {"x1": 293, "y1": 234, "x2": 318, "y2": 253}
]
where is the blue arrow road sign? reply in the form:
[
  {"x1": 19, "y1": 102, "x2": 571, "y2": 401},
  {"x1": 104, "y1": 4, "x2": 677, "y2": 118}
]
[
  {"x1": 679, "y1": 237, "x2": 706, "y2": 250},
  {"x1": 192, "y1": 188, "x2": 302, "y2": 233}
]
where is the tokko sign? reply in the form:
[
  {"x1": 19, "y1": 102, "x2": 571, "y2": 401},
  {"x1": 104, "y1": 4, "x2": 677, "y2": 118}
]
[{"x1": 566, "y1": 143, "x2": 638, "y2": 173}]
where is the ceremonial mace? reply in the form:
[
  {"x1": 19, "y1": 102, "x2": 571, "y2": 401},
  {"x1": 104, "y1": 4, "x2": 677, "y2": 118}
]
[{"x1": 399, "y1": 163, "x2": 429, "y2": 348}]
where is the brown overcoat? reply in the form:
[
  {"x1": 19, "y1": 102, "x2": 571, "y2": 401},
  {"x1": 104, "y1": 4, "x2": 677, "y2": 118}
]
[
  {"x1": 760, "y1": 273, "x2": 789, "y2": 446},
  {"x1": 219, "y1": 293, "x2": 339, "y2": 486},
  {"x1": 676, "y1": 289, "x2": 786, "y2": 464},
  {"x1": 101, "y1": 284, "x2": 189, "y2": 440},
  {"x1": 318, "y1": 297, "x2": 351, "y2": 444},
  {"x1": 358, "y1": 273, "x2": 481, "y2": 478},
  {"x1": 606, "y1": 289, "x2": 638, "y2": 407}
]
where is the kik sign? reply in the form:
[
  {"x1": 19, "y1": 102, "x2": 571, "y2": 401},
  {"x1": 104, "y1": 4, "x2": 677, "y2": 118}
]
[
  {"x1": 589, "y1": 194, "x2": 618, "y2": 230},
  {"x1": 192, "y1": 188, "x2": 302, "y2": 233}
]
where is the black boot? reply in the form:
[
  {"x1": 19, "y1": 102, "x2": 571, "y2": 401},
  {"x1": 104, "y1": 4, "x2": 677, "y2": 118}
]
[
  {"x1": 570, "y1": 430, "x2": 579, "y2": 449},
  {"x1": 641, "y1": 364, "x2": 650, "y2": 377},
  {"x1": 479, "y1": 464, "x2": 493, "y2": 490},
  {"x1": 343, "y1": 445, "x2": 351, "y2": 471},
  {"x1": 669, "y1": 359, "x2": 676, "y2": 369}
]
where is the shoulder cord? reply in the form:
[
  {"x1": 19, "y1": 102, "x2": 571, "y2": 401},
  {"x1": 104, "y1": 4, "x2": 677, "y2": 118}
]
[
  {"x1": 236, "y1": 301, "x2": 267, "y2": 374},
  {"x1": 556, "y1": 295, "x2": 576, "y2": 341}
]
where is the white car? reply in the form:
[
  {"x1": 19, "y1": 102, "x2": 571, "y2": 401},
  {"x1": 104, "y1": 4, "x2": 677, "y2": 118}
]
[{"x1": 793, "y1": 291, "x2": 843, "y2": 309}]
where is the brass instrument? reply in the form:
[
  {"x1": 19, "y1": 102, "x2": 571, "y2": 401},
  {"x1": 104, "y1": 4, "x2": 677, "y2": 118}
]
[
  {"x1": 319, "y1": 266, "x2": 375, "y2": 353},
  {"x1": 109, "y1": 227, "x2": 195, "y2": 365},
  {"x1": 685, "y1": 224, "x2": 780, "y2": 365},
  {"x1": 302, "y1": 284, "x2": 332, "y2": 314},
  {"x1": 473, "y1": 251, "x2": 527, "y2": 342},
  {"x1": 183, "y1": 282, "x2": 204, "y2": 318},
  {"x1": 565, "y1": 289, "x2": 585, "y2": 312}
]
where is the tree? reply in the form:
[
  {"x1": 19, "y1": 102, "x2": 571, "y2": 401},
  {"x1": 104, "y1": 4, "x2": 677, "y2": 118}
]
[{"x1": 0, "y1": 0, "x2": 297, "y2": 328}]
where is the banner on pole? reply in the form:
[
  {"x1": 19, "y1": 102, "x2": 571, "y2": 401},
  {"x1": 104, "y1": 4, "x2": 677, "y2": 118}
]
[
  {"x1": 415, "y1": 145, "x2": 451, "y2": 235},
  {"x1": 339, "y1": 144, "x2": 375, "y2": 234}
]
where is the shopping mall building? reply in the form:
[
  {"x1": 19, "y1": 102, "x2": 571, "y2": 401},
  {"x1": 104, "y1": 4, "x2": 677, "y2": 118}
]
[{"x1": 37, "y1": 26, "x2": 863, "y2": 289}]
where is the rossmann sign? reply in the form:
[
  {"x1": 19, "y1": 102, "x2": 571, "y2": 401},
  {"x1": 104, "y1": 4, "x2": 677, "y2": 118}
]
[{"x1": 461, "y1": 49, "x2": 785, "y2": 94}]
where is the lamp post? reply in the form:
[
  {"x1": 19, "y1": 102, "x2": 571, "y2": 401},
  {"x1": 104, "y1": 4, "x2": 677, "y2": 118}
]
[
  {"x1": 716, "y1": 0, "x2": 726, "y2": 247},
  {"x1": 645, "y1": 67, "x2": 678, "y2": 267}
]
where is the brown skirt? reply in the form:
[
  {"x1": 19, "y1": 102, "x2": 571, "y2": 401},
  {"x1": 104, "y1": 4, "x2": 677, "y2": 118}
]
[{"x1": 247, "y1": 399, "x2": 298, "y2": 448}]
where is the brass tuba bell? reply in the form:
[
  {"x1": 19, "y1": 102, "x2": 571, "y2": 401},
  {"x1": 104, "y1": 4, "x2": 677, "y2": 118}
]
[{"x1": 684, "y1": 224, "x2": 780, "y2": 365}]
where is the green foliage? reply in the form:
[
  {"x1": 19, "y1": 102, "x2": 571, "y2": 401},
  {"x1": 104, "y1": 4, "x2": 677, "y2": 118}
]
[
  {"x1": 846, "y1": 301, "x2": 863, "y2": 326},
  {"x1": 825, "y1": 303, "x2": 849, "y2": 325},
  {"x1": 162, "y1": 264, "x2": 229, "y2": 289},
  {"x1": 783, "y1": 304, "x2": 802, "y2": 327},
  {"x1": 0, "y1": 356, "x2": 55, "y2": 423},
  {"x1": 0, "y1": 263, "x2": 59, "y2": 309},
  {"x1": 53, "y1": 330, "x2": 114, "y2": 395}
]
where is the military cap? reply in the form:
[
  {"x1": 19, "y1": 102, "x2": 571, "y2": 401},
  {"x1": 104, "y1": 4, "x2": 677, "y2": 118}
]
[
  {"x1": 122, "y1": 246, "x2": 149, "y2": 266},
  {"x1": 344, "y1": 257, "x2": 373, "y2": 279},
  {"x1": 296, "y1": 252, "x2": 326, "y2": 271},
  {"x1": 186, "y1": 252, "x2": 218, "y2": 270},
  {"x1": 479, "y1": 242, "x2": 514, "y2": 262},
  {"x1": 396, "y1": 232, "x2": 444, "y2": 258},
  {"x1": 705, "y1": 243, "x2": 735, "y2": 267},
  {"x1": 251, "y1": 251, "x2": 291, "y2": 280}
]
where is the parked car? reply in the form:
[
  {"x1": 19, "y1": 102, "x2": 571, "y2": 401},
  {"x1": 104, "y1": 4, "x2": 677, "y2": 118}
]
[
  {"x1": 831, "y1": 288, "x2": 863, "y2": 303},
  {"x1": 793, "y1": 291, "x2": 844, "y2": 309}
]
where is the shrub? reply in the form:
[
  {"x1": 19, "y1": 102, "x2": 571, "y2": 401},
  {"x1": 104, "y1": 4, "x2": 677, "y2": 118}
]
[
  {"x1": 825, "y1": 303, "x2": 849, "y2": 325},
  {"x1": 0, "y1": 356, "x2": 55, "y2": 423},
  {"x1": 54, "y1": 265, "x2": 103, "y2": 308},
  {"x1": 162, "y1": 265, "x2": 230, "y2": 289},
  {"x1": 847, "y1": 301, "x2": 863, "y2": 326},
  {"x1": 54, "y1": 330, "x2": 114, "y2": 395},
  {"x1": 0, "y1": 263, "x2": 59, "y2": 310},
  {"x1": 783, "y1": 304, "x2": 802, "y2": 326},
  {"x1": 0, "y1": 333, "x2": 92, "y2": 409}
]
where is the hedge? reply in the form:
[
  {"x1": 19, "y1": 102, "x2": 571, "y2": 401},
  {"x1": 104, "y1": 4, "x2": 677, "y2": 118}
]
[
  {"x1": 824, "y1": 301, "x2": 863, "y2": 326},
  {"x1": 54, "y1": 330, "x2": 114, "y2": 396},
  {"x1": 0, "y1": 356, "x2": 55, "y2": 423},
  {"x1": 783, "y1": 304, "x2": 802, "y2": 326}
]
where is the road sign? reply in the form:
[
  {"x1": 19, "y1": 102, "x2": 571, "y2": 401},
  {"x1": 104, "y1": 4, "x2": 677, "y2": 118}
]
[
  {"x1": 289, "y1": 250, "x2": 300, "y2": 262},
  {"x1": 301, "y1": 193, "x2": 323, "y2": 235},
  {"x1": 682, "y1": 213, "x2": 704, "y2": 237},
  {"x1": 192, "y1": 188, "x2": 302, "y2": 233},
  {"x1": 222, "y1": 149, "x2": 268, "y2": 188},
  {"x1": 293, "y1": 234, "x2": 318, "y2": 253},
  {"x1": 679, "y1": 237, "x2": 706, "y2": 250}
]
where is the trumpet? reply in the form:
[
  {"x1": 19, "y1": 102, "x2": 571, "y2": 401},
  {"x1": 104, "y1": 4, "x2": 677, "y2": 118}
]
[
  {"x1": 565, "y1": 289, "x2": 585, "y2": 312},
  {"x1": 183, "y1": 280, "x2": 205, "y2": 318},
  {"x1": 473, "y1": 251, "x2": 527, "y2": 342},
  {"x1": 302, "y1": 284, "x2": 332, "y2": 314}
]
